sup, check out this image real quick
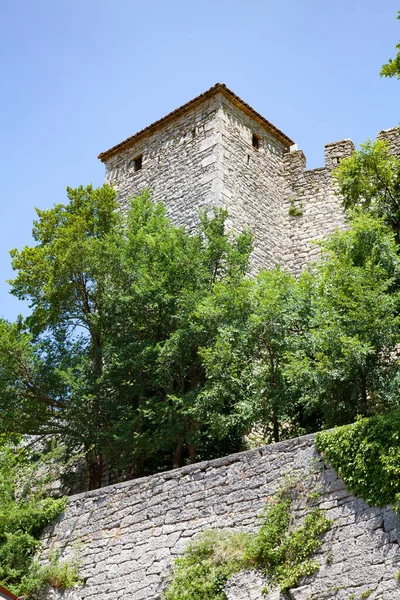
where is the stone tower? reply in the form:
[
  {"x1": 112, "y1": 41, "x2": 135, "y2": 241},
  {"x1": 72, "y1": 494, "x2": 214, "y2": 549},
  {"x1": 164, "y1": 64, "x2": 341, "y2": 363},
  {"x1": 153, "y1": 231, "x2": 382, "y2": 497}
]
[{"x1": 98, "y1": 83, "x2": 400, "y2": 273}]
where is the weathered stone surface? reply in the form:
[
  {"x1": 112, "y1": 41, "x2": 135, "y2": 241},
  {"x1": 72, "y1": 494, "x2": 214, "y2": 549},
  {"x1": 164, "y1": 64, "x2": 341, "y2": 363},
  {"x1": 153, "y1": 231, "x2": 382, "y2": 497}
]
[
  {"x1": 101, "y1": 88, "x2": 400, "y2": 275},
  {"x1": 225, "y1": 570, "x2": 282, "y2": 600},
  {"x1": 41, "y1": 434, "x2": 400, "y2": 599},
  {"x1": 282, "y1": 141, "x2": 349, "y2": 275},
  {"x1": 37, "y1": 590, "x2": 82, "y2": 600},
  {"x1": 44, "y1": 98, "x2": 400, "y2": 598},
  {"x1": 103, "y1": 91, "x2": 290, "y2": 272}
]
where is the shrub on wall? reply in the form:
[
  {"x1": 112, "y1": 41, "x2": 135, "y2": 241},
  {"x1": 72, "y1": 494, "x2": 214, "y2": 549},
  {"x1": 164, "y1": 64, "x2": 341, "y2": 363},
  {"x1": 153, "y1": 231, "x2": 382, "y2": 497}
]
[
  {"x1": 0, "y1": 439, "x2": 80, "y2": 597},
  {"x1": 164, "y1": 484, "x2": 331, "y2": 599},
  {"x1": 316, "y1": 410, "x2": 400, "y2": 513}
]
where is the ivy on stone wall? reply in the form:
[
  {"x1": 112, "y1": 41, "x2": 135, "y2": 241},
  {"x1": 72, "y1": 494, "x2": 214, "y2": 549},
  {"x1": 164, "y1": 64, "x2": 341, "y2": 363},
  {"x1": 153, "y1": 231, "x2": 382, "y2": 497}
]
[{"x1": 316, "y1": 410, "x2": 400, "y2": 513}]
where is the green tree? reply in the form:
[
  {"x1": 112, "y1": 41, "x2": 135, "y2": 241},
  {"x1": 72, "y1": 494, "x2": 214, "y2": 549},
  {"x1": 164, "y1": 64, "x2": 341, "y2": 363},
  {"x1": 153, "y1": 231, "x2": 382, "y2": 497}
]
[
  {"x1": 2, "y1": 186, "x2": 253, "y2": 486},
  {"x1": 380, "y1": 11, "x2": 400, "y2": 79},
  {"x1": 6, "y1": 182, "x2": 399, "y2": 488},
  {"x1": 333, "y1": 138, "x2": 400, "y2": 243},
  {"x1": 101, "y1": 199, "x2": 253, "y2": 474},
  {"x1": 199, "y1": 268, "x2": 306, "y2": 444},
  {"x1": 199, "y1": 213, "x2": 400, "y2": 441},
  {"x1": 5, "y1": 184, "x2": 120, "y2": 488},
  {"x1": 287, "y1": 212, "x2": 400, "y2": 427}
]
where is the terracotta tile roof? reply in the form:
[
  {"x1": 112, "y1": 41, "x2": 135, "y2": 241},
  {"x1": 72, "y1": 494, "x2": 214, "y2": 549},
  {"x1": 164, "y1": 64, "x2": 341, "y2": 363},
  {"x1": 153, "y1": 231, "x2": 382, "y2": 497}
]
[
  {"x1": 98, "y1": 83, "x2": 294, "y2": 162},
  {"x1": 0, "y1": 585, "x2": 19, "y2": 600}
]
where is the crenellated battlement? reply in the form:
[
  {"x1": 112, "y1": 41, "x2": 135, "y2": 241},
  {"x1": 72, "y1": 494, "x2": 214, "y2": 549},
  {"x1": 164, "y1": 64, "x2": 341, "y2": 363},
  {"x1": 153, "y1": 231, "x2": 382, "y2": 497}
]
[
  {"x1": 283, "y1": 136, "x2": 356, "y2": 181},
  {"x1": 281, "y1": 127, "x2": 400, "y2": 273},
  {"x1": 324, "y1": 138, "x2": 356, "y2": 169},
  {"x1": 378, "y1": 126, "x2": 400, "y2": 154}
]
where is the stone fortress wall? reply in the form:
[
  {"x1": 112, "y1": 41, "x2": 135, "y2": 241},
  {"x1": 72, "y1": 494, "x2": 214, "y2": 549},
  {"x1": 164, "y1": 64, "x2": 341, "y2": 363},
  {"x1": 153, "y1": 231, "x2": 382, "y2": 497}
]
[
  {"x1": 100, "y1": 83, "x2": 400, "y2": 275},
  {"x1": 282, "y1": 139, "x2": 354, "y2": 274},
  {"x1": 283, "y1": 127, "x2": 400, "y2": 274},
  {"x1": 102, "y1": 88, "x2": 291, "y2": 271},
  {"x1": 103, "y1": 94, "x2": 224, "y2": 231},
  {"x1": 42, "y1": 434, "x2": 400, "y2": 600},
  {"x1": 47, "y1": 87, "x2": 400, "y2": 600},
  {"x1": 217, "y1": 95, "x2": 289, "y2": 269}
]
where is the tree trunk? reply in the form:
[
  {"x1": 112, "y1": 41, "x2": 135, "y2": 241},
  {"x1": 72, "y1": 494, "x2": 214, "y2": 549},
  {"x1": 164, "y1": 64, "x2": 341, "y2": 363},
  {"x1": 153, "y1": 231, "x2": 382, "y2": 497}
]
[
  {"x1": 92, "y1": 331, "x2": 103, "y2": 378},
  {"x1": 184, "y1": 416, "x2": 196, "y2": 464},
  {"x1": 172, "y1": 436, "x2": 183, "y2": 469},
  {"x1": 188, "y1": 443, "x2": 196, "y2": 464},
  {"x1": 360, "y1": 372, "x2": 369, "y2": 415},
  {"x1": 129, "y1": 458, "x2": 144, "y2": 479},
  {"x1": 273, "y1": 410, "x2": 280, "y2": 443},
  {"x1": 88, "y1": 453, "x2": 104, "y2": 490}
]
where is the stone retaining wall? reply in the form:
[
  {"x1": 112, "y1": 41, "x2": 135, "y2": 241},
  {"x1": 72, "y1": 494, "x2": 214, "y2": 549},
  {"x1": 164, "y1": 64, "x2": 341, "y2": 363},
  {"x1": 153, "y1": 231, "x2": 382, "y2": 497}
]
[{"x1": 42, "y1": 433, "x2": 400, "y2": 600}]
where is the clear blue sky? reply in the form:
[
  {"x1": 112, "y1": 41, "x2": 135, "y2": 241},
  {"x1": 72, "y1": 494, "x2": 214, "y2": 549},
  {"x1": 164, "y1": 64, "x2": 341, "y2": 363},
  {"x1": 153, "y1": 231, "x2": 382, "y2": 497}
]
[{"x1": 1, "y1": 0, "x2": 399, "y2": 320}]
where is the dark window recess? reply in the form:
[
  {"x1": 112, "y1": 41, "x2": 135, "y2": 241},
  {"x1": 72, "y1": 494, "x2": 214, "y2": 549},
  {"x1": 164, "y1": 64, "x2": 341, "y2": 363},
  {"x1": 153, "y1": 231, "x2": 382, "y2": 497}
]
[
  {"x1": 134, "y1": 155, "x2": 143, "y2": 171},
  {"x1": 252, "y1": 134, "x2": 260, "y2": 150}
]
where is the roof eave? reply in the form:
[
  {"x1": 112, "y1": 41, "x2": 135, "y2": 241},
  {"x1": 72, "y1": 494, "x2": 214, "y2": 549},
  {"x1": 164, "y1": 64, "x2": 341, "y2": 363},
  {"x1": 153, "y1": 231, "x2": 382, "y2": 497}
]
[
  {"x1": 98, "y1": 83, "x2": 294, "y2": 162},
  {"x1": 0, "y1": 585, "x2": 19, "y2": 600}
]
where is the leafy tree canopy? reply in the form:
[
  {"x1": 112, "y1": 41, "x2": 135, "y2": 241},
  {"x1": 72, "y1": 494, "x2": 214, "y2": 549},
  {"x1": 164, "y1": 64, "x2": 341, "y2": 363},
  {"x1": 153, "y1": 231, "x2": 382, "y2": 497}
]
[
  {"x1": 200, "y1": 211, "x2": 400, "y2": 443},
  {"x1": 333, "y1": 139, "x2": 400, "y2": 243},
  {"x1": 287, "y1": 212, "x2": 400, "y2": 427},
  {"x1": 199, "y1": 269, "x2": 304, "y2": 444},
  {"x1": 2, "y1": 181, "x2": 400, "y2": 489},
  {"x1": 380, "y1": 11, "x2": 400, "y2": 79},
  {"x1": 2, "y1": 185, "x2": 253, "y2": 487}
]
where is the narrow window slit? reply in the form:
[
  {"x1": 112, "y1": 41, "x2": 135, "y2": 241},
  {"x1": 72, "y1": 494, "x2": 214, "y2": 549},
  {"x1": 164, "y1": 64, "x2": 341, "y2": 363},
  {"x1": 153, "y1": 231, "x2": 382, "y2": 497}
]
[{"x1": 134, "y1": 155, "x2": 143, "y2": 171}]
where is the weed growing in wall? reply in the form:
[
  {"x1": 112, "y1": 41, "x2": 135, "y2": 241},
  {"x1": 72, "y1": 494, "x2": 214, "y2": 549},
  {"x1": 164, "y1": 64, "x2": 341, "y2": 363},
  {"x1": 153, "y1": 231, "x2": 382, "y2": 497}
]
[
  {"x1": 163, "y1": 484, "x2": 331, "y2": 599},
  {"x1": 164, "y1": 529, "x2": 250, "y2": 600},
  {"x1": 16, "y1": 550, "x2": 81, "y2": 597},
  {"x1": 316, "y1": 410, "x2": 400, "y2": 514},
  {"x1": 288, "y1": 198, "x2": 304, "y2": 217},
  {"x1": 248, "y1": 494, "x2": 331, "y2": 593}
]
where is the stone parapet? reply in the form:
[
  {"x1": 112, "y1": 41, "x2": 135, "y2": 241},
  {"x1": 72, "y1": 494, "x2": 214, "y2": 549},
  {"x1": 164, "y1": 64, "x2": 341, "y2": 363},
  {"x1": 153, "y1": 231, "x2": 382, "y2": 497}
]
[
  {"x1": 324, "y1": 139, "x2": 355, "y2": 169},
  {"x1": 378, "y1": 127, "x2": 400, "y2": 155}
]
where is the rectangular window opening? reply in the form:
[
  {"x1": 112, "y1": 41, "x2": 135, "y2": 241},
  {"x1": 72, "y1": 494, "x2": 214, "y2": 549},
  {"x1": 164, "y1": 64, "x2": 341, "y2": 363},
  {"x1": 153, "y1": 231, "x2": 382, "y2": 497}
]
[
  {"x1": 252, "y1": 134, "x2": 260, "y2": 150},
  {"x1": 134, "y1": 155, "x2": 143, "y2": 171}
]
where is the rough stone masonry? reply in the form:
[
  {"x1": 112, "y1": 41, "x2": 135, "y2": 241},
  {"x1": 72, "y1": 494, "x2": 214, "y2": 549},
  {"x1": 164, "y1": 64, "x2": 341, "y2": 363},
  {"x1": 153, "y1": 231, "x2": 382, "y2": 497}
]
[
  {"x1": 39, "y1": 88, "x2": 400, "y2": 599},
  {"x1": 42, "y1": 434, "x2": 400, "y2": 600},
  {"x1": 98, "y1": 83, "x2": 400, "y2": 275}
]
